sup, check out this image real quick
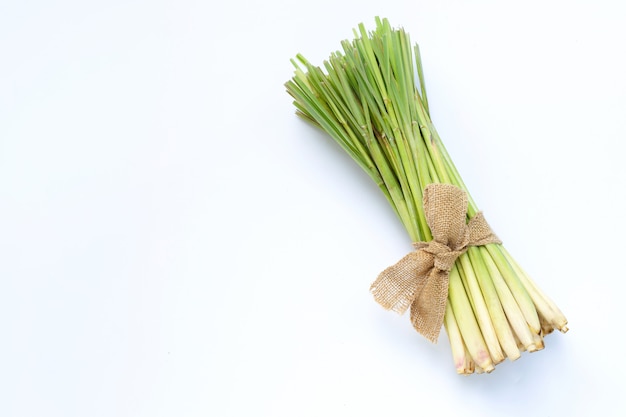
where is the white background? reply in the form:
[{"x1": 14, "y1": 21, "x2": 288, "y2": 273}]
[{"x1": 1, "y1": 1, "x2": 624, "y2": 416}]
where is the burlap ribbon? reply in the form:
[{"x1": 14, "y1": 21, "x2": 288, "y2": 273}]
[{"x1": 370, "y1": 183, "x2": 501, "y2": 342}]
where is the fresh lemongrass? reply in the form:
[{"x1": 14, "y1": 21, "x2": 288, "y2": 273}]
[{"x1": 286, "y1": 17, "x2": 568, "y2": 374}]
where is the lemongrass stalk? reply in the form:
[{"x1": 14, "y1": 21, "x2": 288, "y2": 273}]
[
  {"x1": 457, "y1": 256, "x2": 505, "y2": 364},
  {"x1": 448, "y1": 266, "x2": 494, "y2": 372},
  {"x1": 465, "y1": 246, "x2": 521, "y2": 361},
  {"x1": 421, "y1": 117, "x2": 480, "y2": 216},
  {"x1": 456, "y1": 261, "x2": 473, "y2": 308},
  {"x1": 415, "y1": 102, "x2": 451, "y2": 185},
  {"x1": 502, "y1": 247, "x2": 569, "y2": 333},
  {"x1": 481, "y1": 250, "x2": 537, "y2": 352},
  {"x1": 444, "y1": 302, "x2": 470, "y2": 374},
  {"x1": 359, "y1": 111, "x2": 423, "y2": 239},
  {"x1": 363, "y1": 109, "x2": 422, "y2": 241},
  {"x1": 485, "y1": 245, "x2": 541, "y2": 334}
]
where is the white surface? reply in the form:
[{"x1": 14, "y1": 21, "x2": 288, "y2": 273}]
[{"x1": 1, "y1": 1, "x2": 624, "y2": 416}]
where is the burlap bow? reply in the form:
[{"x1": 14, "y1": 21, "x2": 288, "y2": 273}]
[{"x1": 370, "y1": 183, "x2": 501, "y2": 342}]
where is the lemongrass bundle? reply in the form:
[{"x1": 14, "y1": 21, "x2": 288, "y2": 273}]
[{"x1": 285, "y1": 17, "x2": 568, "y2": 374}]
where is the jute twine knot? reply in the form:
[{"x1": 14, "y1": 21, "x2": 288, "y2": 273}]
[{"x1": 370, "y1": 183, "x2": 501, "y2": 343}]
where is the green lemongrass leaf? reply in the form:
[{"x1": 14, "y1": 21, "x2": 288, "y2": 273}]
[
  {"x1": 289, "y1": 84, "x2": 398, "y2": 203},
  {"x1": 287, "y1": 74, "x2": 373, "y2": 177},
  {"x1": 293, "y1": 56, "x2": 369, "y2": 163},
  {"x1": 363, "y1": 23, "x2": 427, "y2": 239},
  {"x1": 414, "y1": 44, "x2": 430, "y2": 116},
  {"x1": 325, "y1": 55, "x2": 367, "y2": 138},
  {"x1": 287, "y1": 78, "x2": 358, "y2": 158},
  {"x1": 414, "y1": 99, "x2": 451, "y2": 184},
  {"x1": 317, "y1": 65, "x2": 370, "y2": 154},
  {"x1": 355, "y1": 22, "x2": 391, "y2": 117},
  {"x1": 361, "y1": 100, "x2": 419, "y2": 239},
  {"x1": 288, "y1": 41, "x2": 422, "y2": 239},
  {"x1": 344, "y1": 37, "x2": 423, "y2": 238},
  {"x1": 428, "y1": 123, "x2": 479, "y2": 216}
]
